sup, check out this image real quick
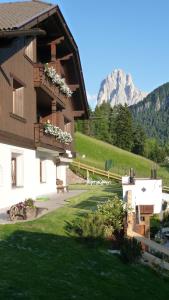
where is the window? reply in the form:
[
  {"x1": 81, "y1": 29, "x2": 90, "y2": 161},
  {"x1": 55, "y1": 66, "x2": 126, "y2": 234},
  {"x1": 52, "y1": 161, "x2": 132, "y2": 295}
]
[
  {"x1": 11, "y1": 157, "x2": 16, "y2": 186},
  {"x1": 11, "y1": 153, "x2": 24, "y2": 187},
  {"x1": 13, "y1": 79, "x2": 24, "y2": 117},
  {"x1": 40, "y1": 160, "x2": 46, "y2": 183},
  {"x1": 25, "y1": 40, "x2": 34, "y2": 61}
]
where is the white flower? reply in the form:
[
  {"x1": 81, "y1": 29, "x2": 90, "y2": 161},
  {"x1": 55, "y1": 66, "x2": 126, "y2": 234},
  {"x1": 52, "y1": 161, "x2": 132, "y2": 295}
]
[
  {"x1": 44, "y1": 64, "x2": 73, "y2": 98},
  {"x1": 43, "y1": 122, "x2": 73, "y2": 145}
]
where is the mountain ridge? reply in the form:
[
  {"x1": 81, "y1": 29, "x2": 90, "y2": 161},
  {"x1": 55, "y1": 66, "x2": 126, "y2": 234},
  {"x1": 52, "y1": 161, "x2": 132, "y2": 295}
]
[
  {"x1": 97, "y1": 69, "x2": 148, "y2": 108},
  {"x1": 130, "y1": 82, "x2": 169, "y2": 143}
]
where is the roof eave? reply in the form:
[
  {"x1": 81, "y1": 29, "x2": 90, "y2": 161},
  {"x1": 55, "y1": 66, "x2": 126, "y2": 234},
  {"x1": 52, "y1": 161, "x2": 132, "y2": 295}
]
[
  {"x1": 0, "y1": 28, "x2": 46, "y2": 38},
  {"x1": 17, "y1": 5, "x2": 57, "y2": 30},
  {"x1": 55, "y1": 6, "x2": 89, "y2": 118}
]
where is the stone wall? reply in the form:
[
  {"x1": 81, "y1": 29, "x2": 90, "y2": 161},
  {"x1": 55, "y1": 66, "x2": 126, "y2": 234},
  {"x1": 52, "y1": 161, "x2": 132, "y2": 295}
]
[{"x1": 66, "y1": 167, "x2": 86, "y2": 184}]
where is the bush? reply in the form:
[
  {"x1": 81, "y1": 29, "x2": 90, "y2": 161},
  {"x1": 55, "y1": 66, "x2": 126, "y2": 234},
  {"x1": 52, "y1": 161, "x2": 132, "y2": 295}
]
[
  {"x1": 150, "y1": 214, "x2": 161, "y2": 238},
  {"x1": 97, "y1": 195, "x2": 127, "y2": 234},
  {"x1": 163, "y1": 211, "x2": 169, "y2": 227},
  {"x1": 69, "y1": 212, "x2": 107, "y2": 241},
  {"x1": 68, "y1": 195, "x2": 127, "y2": 244},
  {"x1": 120, "y1": 237, "x2": 142, "y2": 264}
]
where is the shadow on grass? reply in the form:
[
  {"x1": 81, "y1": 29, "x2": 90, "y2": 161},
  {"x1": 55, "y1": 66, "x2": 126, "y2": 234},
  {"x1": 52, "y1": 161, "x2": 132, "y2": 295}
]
[
  {"x1": 71, "y1": 186, "x2": 122, "y2": 211},
  {"x1": 70, "y1": 195, "x2": 109, "y2": 210},
  {"x1": 0, "y1": 229, "x2": 169, "y2": 299},
  {"x1": 0, "y1": 230, "x2": 107, "y2": 299}
]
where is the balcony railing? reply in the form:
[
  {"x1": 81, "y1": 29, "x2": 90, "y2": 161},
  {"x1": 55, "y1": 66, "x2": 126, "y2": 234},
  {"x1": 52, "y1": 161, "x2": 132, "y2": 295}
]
[
  {"x1": 34, "y1": 123, "x2": 72, "y2": 153},
  {"x1": 33, "y1": 64, "x2": 66, "y2": 106}
]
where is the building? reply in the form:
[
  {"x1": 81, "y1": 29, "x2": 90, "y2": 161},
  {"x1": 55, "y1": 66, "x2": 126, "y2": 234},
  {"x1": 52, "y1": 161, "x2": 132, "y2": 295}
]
[
  {"x1": 122, "y1": 174, "x2": 163, "y2": 237},
  {"x1": 0, "y1": 1, "x2": 88, "y2": 208}
]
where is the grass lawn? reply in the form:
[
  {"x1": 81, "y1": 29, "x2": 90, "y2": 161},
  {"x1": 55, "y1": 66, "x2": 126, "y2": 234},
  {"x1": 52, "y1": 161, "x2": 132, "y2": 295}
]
[
  {"x1": 75, "y1": 132, "x2": 169, "y2": 185},
  {"x1": 0, "y1": 185, "x2": 169, "y2": 299}
]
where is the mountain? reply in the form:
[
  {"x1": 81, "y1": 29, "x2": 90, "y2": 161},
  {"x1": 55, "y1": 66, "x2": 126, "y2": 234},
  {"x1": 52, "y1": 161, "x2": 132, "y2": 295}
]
[
  {"x1": 97, "y1": 69, "x2": 148, "y2": 108},
  {"x1": 130, "y1": 82, "x2": 169, "y2": 143}
]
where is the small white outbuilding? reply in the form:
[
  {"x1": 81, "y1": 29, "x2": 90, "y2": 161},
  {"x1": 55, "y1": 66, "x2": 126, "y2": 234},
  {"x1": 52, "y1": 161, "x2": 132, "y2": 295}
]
[
  {"x1": 122, "y1": 176, "x2": 163, "y2": 214},
  {"x1": 122, "y1": 175, "x2": 163, "y2": 237}
]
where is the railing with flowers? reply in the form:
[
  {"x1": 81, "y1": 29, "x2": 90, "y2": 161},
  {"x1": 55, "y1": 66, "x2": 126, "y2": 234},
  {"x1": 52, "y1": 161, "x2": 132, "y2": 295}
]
[
  {"x1": 44, "y1": 64, "x2": 73, "y2": 98},
  {"x1": 43, "y1": 121, "x2": 72, "y2": 145},
  {"x1": 34, "y1": 122, "x2": 73, "y2": 151}
]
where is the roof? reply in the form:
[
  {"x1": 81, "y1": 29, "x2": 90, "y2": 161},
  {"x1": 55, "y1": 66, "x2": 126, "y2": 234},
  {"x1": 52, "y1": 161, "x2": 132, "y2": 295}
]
[{"x1": 0, "y1": 1, "x2": 56, "y2": 30}]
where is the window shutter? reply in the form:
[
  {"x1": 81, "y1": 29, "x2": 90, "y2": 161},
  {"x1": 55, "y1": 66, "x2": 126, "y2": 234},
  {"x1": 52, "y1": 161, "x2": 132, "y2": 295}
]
[
  {"x1": 25, "y1": 40, "x2": 34, "y2": 61},
  {"x1": 13, "y1": 87, "x2": 24, "y2": 117}
]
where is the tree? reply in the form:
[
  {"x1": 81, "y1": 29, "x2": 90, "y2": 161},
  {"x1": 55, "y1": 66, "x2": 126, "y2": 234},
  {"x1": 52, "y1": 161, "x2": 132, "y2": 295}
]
[
  {"x1": 92, "y1": 102, "x2": 112, "y2": 142},
  {"x1": 132, "y1": 124, "x2": 146, "y2": 155},
  {"x1": 112, "y1": 104, "x2": 133, "y2": 151},
  {"x1": 143, "y1": 138, "x2": 166, "y2": 163}
]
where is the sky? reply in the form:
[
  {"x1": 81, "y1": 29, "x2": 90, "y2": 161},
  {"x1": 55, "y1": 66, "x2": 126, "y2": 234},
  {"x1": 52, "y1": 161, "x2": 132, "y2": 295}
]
[{"x1": 1, "y1": 0, "x2": 169, "y2": 108}]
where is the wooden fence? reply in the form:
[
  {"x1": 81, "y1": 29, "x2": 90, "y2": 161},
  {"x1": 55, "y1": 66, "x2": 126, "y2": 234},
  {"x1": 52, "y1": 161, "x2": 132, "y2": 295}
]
[
  {"x1": 71, "y1": 161, "x2": 121, "y2": 181},
  {"x1": 72, "y1": 161, "x2": 169, "y2": 193}
]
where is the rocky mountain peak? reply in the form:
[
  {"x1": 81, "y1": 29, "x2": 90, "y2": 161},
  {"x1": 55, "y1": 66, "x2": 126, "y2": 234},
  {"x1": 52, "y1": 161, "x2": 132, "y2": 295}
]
[{"x1": 97, "y1": 69, "x2": 148, "y2": 107}]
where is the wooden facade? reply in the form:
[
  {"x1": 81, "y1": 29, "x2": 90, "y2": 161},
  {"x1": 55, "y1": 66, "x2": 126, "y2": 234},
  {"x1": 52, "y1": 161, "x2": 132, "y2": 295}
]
[{"x1": 0, "y1": 3, "x2": 88, "y2": 154}]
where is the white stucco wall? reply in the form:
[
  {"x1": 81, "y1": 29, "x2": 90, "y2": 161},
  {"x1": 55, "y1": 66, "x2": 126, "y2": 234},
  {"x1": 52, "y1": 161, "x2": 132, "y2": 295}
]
[
  {"x1": 56, "y1": 163, "x2": 67, "y2": 186},
  {"x1": 122, "y1": 177, "x2": 163, "y2": 214},
  {"x1": 0, "y1": 143, "x2": 58, "y2": 208}
]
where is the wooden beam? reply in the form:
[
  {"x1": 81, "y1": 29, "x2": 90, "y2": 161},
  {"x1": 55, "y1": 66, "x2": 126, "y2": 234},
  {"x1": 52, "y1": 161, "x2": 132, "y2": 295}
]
[
  {"x1": 69, "y1": 84, "x2": 79, "y2": 92},
  {"x1": 51, "y1": 42, "x2": 57, "y2": 62},
  {"x1": 0, "y1": 29, "x2": 46, "y2": 38},
  {"x1": 73, "y1": 110, "x2": 85, "y2": 117},
  {"x1": 48, "y1": 36, "x2": 64, "y2": 45},
  {"x1": 58, "y1": 53, "x2": 73, "y2": 61}
]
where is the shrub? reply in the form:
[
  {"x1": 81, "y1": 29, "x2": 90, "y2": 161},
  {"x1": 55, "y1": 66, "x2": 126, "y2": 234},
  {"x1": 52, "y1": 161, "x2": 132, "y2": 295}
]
[
  {"x1": 68, "y1": 195, "x2": 127, "y2": 243},
  {"x1": 163, "y1": 211, "x2": 169, "y2": 227},
  {"x1": 97, "y1": 195, "x2": 127, "y2": 234},
  {"x1": 120, "y1": 237, "x2": 142, "y2": 264},
  {"x1": 150, "y1": 214, "x2": 161, "y2": 238},
  {"x1": 69, "y1": 212, "x2": 107, "y2": 241}
]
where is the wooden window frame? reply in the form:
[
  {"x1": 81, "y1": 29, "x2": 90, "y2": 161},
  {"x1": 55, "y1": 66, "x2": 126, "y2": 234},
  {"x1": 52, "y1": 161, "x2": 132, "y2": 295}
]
[
  {"x1": 11, "y1": 76, "x2": 25, "y2": 118},
  {"x1": 11, "y1": 157, "x2": 17, "y2": 187},
  {"x1": 40, "y1": 160, "x2": 46, "y2": 183},
  {"x1": 25, "y1": 39, "x2": 34, "y2": 62}
]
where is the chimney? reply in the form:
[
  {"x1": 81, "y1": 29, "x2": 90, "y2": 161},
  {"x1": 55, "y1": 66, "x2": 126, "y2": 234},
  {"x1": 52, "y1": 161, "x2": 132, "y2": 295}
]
[{"x1": 150, "y1": 168, "x2": 157, "y2": 179}]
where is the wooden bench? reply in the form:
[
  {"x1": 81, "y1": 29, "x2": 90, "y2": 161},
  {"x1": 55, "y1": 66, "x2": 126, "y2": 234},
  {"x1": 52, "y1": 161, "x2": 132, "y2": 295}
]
[
  {"x1": 56, "y1": 179, "x2": 69, "y2": 193},
  {"x1": 57, "y1": 185, "x2": 69, "y2": 193}
]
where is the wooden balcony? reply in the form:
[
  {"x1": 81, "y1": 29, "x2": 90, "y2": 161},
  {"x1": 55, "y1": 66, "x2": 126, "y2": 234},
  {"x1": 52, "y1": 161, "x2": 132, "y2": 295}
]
[
  {"x1": 34, "y1": 123, "x2": 72, "y2": 153},
  {"x1": 33, "y1": 64, "x2": 66, "y2": 107}
]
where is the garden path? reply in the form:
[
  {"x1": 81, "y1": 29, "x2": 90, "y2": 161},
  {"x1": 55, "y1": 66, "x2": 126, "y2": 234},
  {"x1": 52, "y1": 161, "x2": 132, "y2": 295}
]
[{"x1": 0, "y1": 189, "x2": 86, "y2": 224}]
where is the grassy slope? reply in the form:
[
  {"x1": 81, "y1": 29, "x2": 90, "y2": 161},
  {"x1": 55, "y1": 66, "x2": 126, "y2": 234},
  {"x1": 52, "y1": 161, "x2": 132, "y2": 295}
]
[
  {"x1": 75, "y1": 132, "x2": 169, "y2": 183},
  {"x1": 0, "y1": 186, "x2": 169, "y2": 299}
]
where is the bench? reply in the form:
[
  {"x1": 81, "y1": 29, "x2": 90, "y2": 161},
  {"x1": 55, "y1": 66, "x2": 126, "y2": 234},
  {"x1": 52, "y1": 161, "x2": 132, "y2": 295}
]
[
  {"x1": 57, "y1": 185, "x2": 69, "y2": 193},
  {"x1": 56, "y1": 178, "x2": 69, "y2": 193}
]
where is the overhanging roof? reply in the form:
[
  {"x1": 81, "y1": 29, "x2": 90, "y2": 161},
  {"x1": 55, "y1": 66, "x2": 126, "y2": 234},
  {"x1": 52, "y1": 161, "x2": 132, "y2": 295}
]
[{"x1": 0, "y1": 1, "x2": 56, "y2": 30}]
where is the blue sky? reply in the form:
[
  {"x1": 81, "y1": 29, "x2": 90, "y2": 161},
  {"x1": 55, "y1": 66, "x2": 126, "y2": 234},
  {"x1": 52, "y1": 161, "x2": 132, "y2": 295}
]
[
  {"x1": 1, "y1": 0, "x2": 169, "y2": 108},
  {"x1": 55, "y1": 0, "x2": 169, "y2": 108}
]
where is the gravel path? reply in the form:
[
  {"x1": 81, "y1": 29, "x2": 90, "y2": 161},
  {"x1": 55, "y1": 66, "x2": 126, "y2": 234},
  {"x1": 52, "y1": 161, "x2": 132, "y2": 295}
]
[{"x1": 0, "y1": 190, "x2": 86, "y2": 224}]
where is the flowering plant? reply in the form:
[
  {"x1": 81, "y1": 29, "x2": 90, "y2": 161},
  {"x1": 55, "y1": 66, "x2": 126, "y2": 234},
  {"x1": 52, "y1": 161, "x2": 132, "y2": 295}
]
[
  {"x1": 43, "y1": 120, "x2": 72, "y2": 145},
  {"x1": 44, "y1": 64, "x2": 73, "y2": 98}
]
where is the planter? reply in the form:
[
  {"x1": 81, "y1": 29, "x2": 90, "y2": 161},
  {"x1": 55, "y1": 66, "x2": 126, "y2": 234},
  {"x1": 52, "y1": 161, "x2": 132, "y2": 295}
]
[{"x1": 26, "y1": 207, "x2": 37, "y2": 219}]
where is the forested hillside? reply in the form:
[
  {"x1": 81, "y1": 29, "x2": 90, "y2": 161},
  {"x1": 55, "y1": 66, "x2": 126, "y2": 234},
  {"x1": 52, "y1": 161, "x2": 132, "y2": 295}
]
[{"x1": 130, "y1": 82, "x2": 169, "y2": 143}]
